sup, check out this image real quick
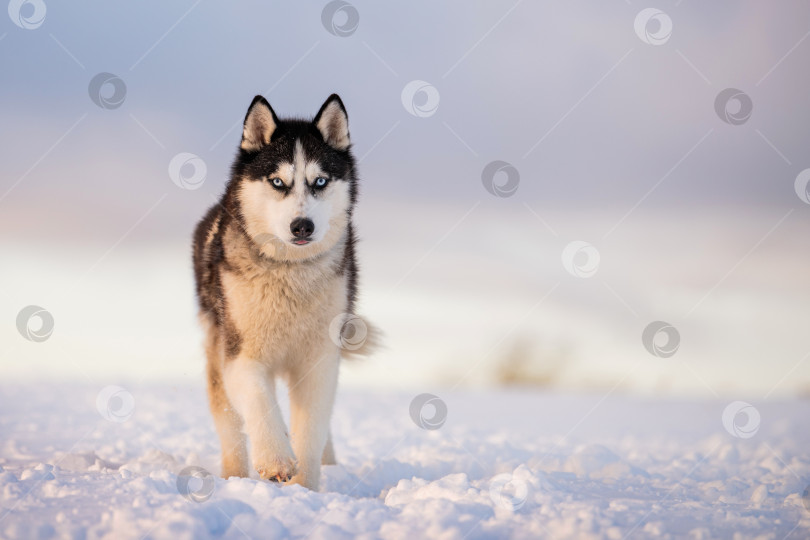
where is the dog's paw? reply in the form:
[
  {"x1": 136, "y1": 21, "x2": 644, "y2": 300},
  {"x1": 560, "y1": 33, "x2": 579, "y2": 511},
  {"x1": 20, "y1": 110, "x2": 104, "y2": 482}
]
[
  {"x1": 288, "y1": 469, "x2": 320, "y2": 491},
  {"x1": 255, "y1": 455, "x2": 298, "y2": 483}
]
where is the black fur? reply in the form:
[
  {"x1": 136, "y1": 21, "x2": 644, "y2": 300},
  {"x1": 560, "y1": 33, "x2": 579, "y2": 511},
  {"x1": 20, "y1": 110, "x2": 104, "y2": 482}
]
[{"x1": 192, "y1": 95, "x2": 360, "y2": 358}]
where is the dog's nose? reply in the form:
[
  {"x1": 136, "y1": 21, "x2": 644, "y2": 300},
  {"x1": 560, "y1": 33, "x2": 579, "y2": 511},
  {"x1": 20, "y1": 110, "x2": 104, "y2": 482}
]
[{"x1": 290, "y1": 217, "x2": 315, "y2": 238}]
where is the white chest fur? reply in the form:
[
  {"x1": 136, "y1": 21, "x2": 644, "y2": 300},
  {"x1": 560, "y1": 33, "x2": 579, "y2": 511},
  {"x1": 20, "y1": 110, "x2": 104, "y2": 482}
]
[{"x1": 221, "y1": 244, "x2": 347, "y2": 366}]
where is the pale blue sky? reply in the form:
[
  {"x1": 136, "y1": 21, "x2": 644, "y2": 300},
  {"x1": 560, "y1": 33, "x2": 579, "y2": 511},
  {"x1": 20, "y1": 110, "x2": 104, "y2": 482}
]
[{"x1": 2, "y1": 1, "x2": 809, "y2": 243}]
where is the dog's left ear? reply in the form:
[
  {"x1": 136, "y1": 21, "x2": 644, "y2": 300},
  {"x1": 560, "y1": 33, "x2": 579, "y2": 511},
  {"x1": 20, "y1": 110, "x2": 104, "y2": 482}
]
[{"x1": 313, "y1": 94, "x2": 350, "y2": 150}]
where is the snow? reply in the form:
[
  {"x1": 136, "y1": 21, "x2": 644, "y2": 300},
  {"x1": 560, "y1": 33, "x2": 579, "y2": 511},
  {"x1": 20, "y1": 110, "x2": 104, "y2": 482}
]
[{"x1": 1, "y1": 383, "x2": 809, "y2": 539}]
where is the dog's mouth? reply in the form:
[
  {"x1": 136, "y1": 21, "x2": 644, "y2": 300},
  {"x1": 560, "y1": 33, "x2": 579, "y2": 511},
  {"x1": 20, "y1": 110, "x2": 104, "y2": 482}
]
[{"x1": 291, "y1": 238, "x2": 312, "y2": 246}]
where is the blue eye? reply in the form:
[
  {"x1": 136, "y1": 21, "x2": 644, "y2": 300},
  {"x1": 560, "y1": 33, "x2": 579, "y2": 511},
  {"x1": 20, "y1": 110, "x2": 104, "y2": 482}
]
[
  {"x1": 270, "y1": 177, "x2": 284, "y2": 188},
  {"x1": 314, "y1": 177, "x2": 328, "y2": 188}
]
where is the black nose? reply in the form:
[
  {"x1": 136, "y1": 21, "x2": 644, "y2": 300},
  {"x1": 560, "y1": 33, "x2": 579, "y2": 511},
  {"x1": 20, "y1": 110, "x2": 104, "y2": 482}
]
[{"x1": 290, "y1": 217, "x2": 315, "y2": 238}]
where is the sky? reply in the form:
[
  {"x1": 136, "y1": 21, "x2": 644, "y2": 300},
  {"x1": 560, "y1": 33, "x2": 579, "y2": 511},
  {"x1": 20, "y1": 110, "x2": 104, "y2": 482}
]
[{"x1": 2, "y1": 1, "x2": 810, "y2": 397}]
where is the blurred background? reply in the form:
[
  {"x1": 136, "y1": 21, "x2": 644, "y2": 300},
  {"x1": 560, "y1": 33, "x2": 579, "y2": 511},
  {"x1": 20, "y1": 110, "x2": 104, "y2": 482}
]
[{"x1": 2, "y1": 1, "x2": 809, "y2": 398}]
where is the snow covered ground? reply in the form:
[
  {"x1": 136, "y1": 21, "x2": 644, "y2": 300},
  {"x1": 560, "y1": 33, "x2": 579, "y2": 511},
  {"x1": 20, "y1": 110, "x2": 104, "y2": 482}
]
[{"x1": 1, "y1": 382, "x2": 809, "y2": 539}]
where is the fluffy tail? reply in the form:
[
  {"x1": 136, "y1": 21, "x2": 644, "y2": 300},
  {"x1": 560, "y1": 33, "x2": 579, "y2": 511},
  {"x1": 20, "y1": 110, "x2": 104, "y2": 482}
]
[{"x1": 331, "y1": 313, "x2": 383, "y2": 360}]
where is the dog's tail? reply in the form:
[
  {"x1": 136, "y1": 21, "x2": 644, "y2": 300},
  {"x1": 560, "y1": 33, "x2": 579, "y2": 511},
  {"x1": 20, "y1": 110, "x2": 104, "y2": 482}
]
[{"x1": 331, "y1": 313, "x2": 383, "y2": 360}]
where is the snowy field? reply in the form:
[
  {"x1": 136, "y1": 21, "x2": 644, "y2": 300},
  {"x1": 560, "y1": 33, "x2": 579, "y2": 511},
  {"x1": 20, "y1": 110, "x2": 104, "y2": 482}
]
[
  {"x1": 4, "y1": 1, "x2": 810, "y2": 538},
  {"x1": 1, "y1": 383, "x2": 809, "y2": 539}
]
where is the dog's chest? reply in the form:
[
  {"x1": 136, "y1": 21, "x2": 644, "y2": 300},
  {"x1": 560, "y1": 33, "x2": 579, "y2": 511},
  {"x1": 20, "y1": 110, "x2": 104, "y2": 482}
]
[{"x1": 222, "y1": 259, "x2": 346, "y2": 358}]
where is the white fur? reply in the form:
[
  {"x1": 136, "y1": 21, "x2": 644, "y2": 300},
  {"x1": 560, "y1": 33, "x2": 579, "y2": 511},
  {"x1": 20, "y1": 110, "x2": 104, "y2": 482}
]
[
  {"x1": 215, "y1": 242, "x2": 347, "y2": 488},
  {"x1": 223, "y1": 356, "x2": 297, "y2": 481},
  {"x1": 238, "y1": 141, "x2": 351, "y2": 263}
]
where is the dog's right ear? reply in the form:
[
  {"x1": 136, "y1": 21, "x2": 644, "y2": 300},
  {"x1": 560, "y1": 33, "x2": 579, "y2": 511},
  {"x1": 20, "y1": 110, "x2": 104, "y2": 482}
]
[{"x1": 241, "y1": 95, "x2": 278, "y2": 152}]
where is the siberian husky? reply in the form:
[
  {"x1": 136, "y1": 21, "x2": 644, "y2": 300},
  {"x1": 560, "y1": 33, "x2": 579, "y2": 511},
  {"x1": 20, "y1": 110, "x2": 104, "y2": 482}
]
[{"x1": 192, "y1": 94, "x2": 375, "y2": 490}]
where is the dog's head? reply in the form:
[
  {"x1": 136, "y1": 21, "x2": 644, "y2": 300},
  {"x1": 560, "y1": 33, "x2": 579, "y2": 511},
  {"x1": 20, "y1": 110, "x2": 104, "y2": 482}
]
[{"x1": 232, "y1": 94, "x2": 357, "y2": 262}]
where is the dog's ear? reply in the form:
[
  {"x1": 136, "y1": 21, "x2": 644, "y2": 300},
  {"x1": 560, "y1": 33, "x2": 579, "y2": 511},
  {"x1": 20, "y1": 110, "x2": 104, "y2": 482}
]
[
  {"x1": 313, "y1": 94, "x2": 350, "y2": 150},
  {"x1": 241, "y1": 95, "x2": 278, "y2": 152}
]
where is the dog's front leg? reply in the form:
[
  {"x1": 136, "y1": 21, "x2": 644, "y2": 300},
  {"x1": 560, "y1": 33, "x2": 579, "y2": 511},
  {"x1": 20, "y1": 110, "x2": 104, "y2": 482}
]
[
  {"x1": 288, "y1": 347, "x2": 340, "y2": 490},
  {"x1": 223, "y1": 357, "x2": 297, "y2": 482}
]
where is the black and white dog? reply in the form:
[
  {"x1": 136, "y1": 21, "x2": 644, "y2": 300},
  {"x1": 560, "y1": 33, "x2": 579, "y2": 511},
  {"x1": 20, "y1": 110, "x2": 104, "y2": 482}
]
[{"x1": 193, "y1": 94, "x2": 376, "y2": 490}]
